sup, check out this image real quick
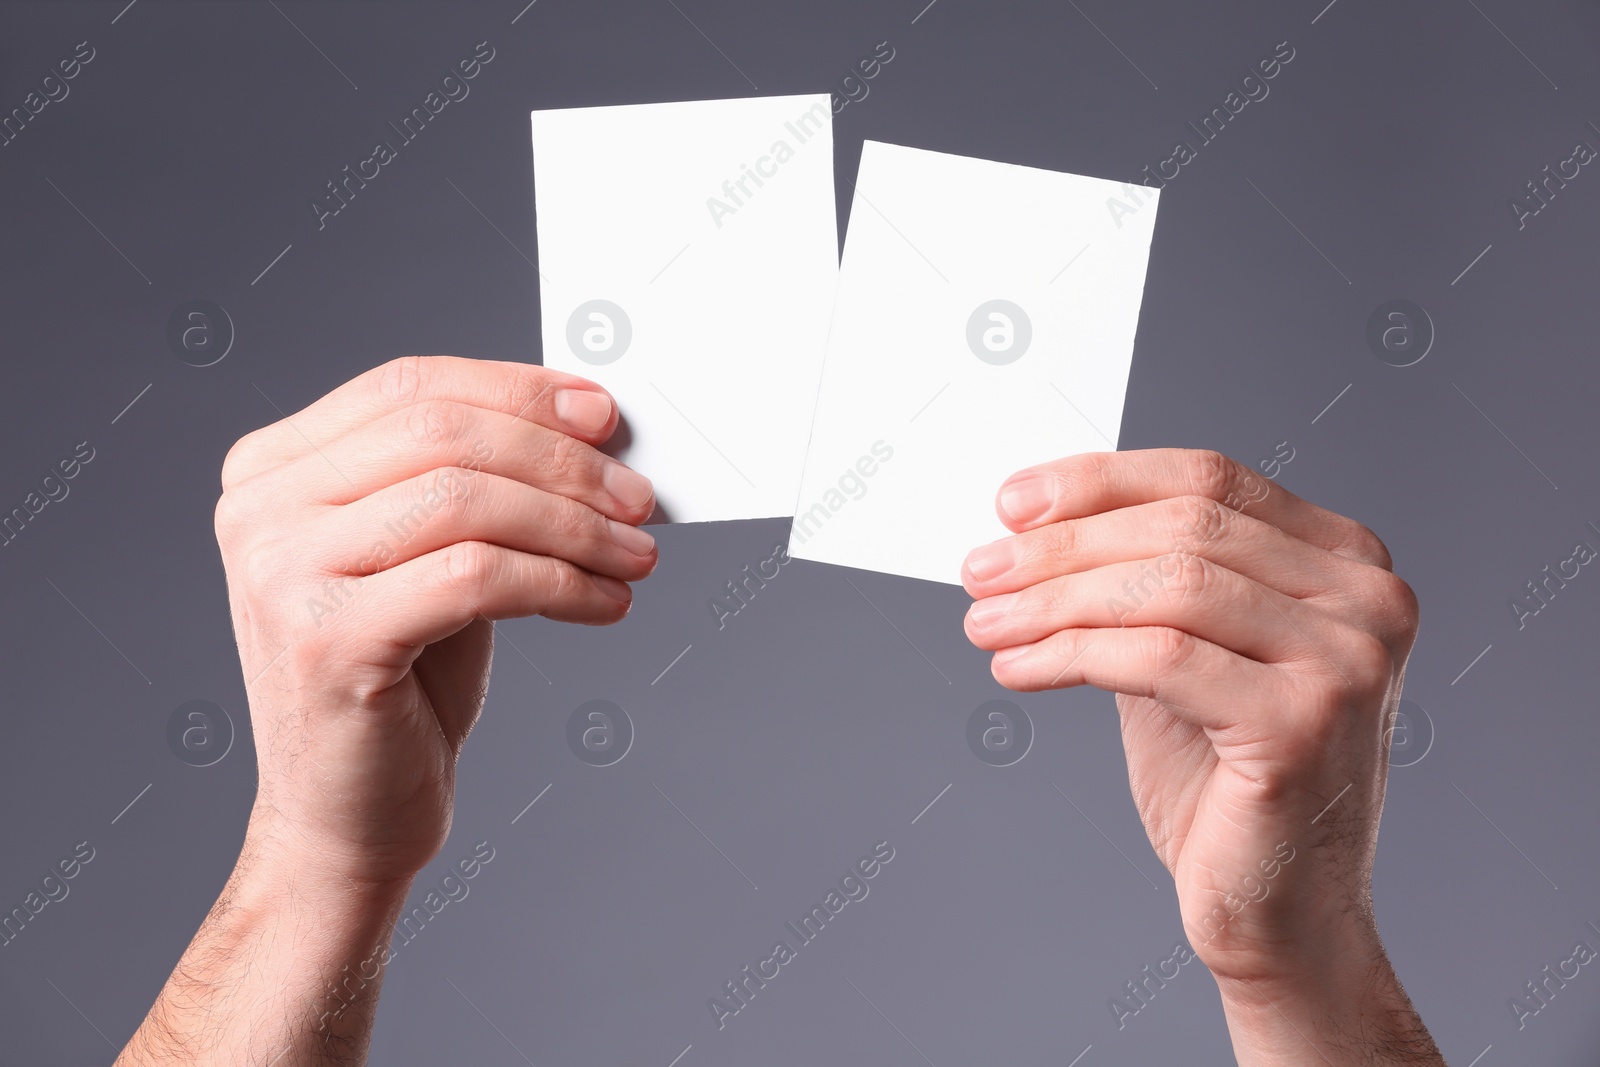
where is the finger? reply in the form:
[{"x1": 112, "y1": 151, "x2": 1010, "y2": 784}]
[
  {"x1": 992, "y1": 449, "x2": 1392, "y2": 569},
  {"x1": 964, "y1": 554, "x2": 1344, "y2": 667},
  {"x1": 987, "y1": 625, "x2": 1291, "y2": 735},
  {"x1": 224, "y1": 357, "x2": 618, "y2": 488},
  {"x1": 336, "y1": 541, "x2": 632, "y2": 666},
  {"x1": 965, "y1": 494, "x2": 1361, "y2": 602},
  {"x1": 247, "y1": 400, "x2": 654, "y2": 522},
  {"x1": 309, "y1": 468, "x2": 658, "y2": 583}
]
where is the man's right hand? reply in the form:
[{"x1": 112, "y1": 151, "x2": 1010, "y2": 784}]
[{"x1": 213, "y1": 355, "x2": 658, "y2": 888}]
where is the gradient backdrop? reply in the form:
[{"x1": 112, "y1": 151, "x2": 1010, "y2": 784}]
[{"x1": 2, "y1": 0, "x2": 1598, "y2": 1063}]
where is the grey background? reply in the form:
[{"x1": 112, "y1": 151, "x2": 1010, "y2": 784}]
[{"x1": 2, "y1": 0, "x2": 1598, "y2": 1063}]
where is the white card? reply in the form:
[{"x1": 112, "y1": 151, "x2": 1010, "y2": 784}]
[
  {"x1": 787, "y1": 140, "x2": 1161, "y2": 584},
  {"x1": 531, "y1": 94, "x2": 839, "y2": 524}
]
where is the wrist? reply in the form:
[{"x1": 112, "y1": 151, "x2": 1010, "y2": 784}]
[
  {"x1": 116, "y1": 812, "x2": 417, "y2": 1067},
  {"x1": 1197, "y1": 891, "x2": 1378, "y2": 985},
  {"x1": 240, "y1": 805, "x2": 420, "y2": 906},
  {"x1": 1213, "y1": 926, "x2": 1442, "y2": 1066}
]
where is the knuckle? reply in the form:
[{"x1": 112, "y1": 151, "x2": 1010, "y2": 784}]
[
  {"x1": 443, "y1": 539, "x2": 495, "y2": 594},
  {"x1": 422, "y1": 466, "x2": 476, "y2": 524},
  {"x1": 1024, "y1": 521, "x2": 1074, "y2": 568},
  {"x1": 542, "y1": 557, "x2": 584, "y2": 604},
  {"x1": 1026, "y1": 579, "x2": 1067, "y2": 621},
  {"x1": 1049, "y1": 519, "x2": 1078, "y2": 561},
  {"x1": 1170, "y1": 495, "x2": 1229, "y2": 550},
  {"x1": 544, "y1": 431, "x2": 587, "y2": 479},
  {"x1": 403, "y1": 399, "x2": 471, "y2": 453},
  {"x1": 1344, "y1": 522, "x2": 1393, "y2": 570},
  {"x1": 241, "y1": 537, "x2": 290, "y2": 588},
  {"x1": 1296, "y1": 633, "x2": 1392, "y2": 731},
  {"x1": 283, "y1": 627, "x2": 340, "y2": 677},
  {"x1": 1160, "y1": 552, "x2": 1211, "y2": 605},
  {"x1": 1344, "y1": 630, "x2": 1396, "y2": 686},
  {"x1": 1376, "y1": 571, "x2": 1421, "y2": 633},
  {"x1": 1296, "y1": 679, "x2": 1354, "y2": 745},
  {"x1": 212, "y1": 490, "x2": 245, "y2": 544},
  {"x1": 1187, "y1": 448, "x2": 1235, "y2": 502},
  {"x1": 1062, "y1": 452, "x2": 1109, "y2": 497},
  {"x1": 219, "y1": 429, "x2": 264, "y2": 489},
  {"x1": 496, "y1": 367, "x2": 557, "y2": 423},
  {"x1": 1148, "y1": 625, "x2": 1198, "y2": 679},
  {"x1": 376, "y1": 355, "x2": 430, "y2": 406},
  {"x1": 552, "y1": 497, "x2": 596, "y2": 544}
]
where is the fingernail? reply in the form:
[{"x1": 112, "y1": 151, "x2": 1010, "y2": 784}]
[
  {"x1": 554, "y1": 388, "x2": 612, "y2": 435},
  {"x1": 964, "y1": 540, "x2": 1015, "y2": 583},
  {"x1": 593, "y1": 573, "x2": 631, "y2": 603},
  {"x1": 602, "y1": 461, "x2": 654, "y2": 511},
  {"x1": 966, "y1": 596, "x2": 1011, "y2": 629},
  {"x1": 999, "y1": 475, "x2": 1054, "y2": 525},
  {"x1": 992, "y1": 644, "x2": 1032, "y2": 666},
  {"x1": 608, "y1": 519, "x2": 656, "y2": 557}
]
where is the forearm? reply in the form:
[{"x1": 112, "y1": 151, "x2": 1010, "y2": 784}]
[
  {"x1": 115, "y1": 814, "x2": 413, "y2": 1067},
  {"x1": 1216, "y1": 931, "x2": 1443, "y2": 1066}
]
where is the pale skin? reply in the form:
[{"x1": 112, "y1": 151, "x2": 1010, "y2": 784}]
[
  {"x1": 114, "y1": 357, "x2": 1443, "y2": 1066},
  {"x1": 960, "y1": 450, "x2": 1442, "y2": 1064}
]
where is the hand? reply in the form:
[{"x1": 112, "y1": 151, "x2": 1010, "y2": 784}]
[
  {"x1": 214, "y1": 356, "x2": 658, "y2": 886},
  {"x1": 961, "y1": 448, "x2": 1440, "y2": 1064}
]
